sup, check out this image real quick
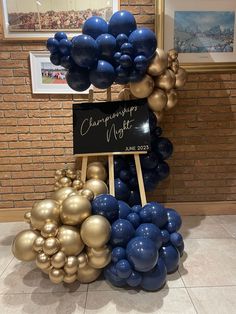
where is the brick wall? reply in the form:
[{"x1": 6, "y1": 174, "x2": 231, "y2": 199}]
[{"x1": 0, "y1": 0, "x2": 236, "y2": 210}]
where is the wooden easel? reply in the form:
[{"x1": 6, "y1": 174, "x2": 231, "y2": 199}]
[{"x1": 77, "y1": 88, "x2": 147, "y2": 206}]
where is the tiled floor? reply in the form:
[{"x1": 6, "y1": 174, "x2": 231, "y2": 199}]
[{"x1": 0, "y1": 216, "x2": 236, "y2": 313}]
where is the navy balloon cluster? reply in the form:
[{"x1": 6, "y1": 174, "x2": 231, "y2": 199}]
[
  {"x1": 46, "y1": 11, "x2": 157, "y2": 91},
  {"x1": 92, "y1": 195, "x2": 184, "y2": 291}
]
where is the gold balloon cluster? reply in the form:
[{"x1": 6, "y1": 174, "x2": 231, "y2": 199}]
[
  {"x1": 54, "y1": 167, "x2": 83, "y2": 191},
  {"x1": 12, "y1": 162, "x2": 112, "y2": 284},
  {"x1": 119, "y1": 48, "x2": 187, "y2": 122}
]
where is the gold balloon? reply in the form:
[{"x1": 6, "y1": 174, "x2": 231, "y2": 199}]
[
  {"x1": 30, "y1": 199, "x2": 60, "y2": 230},
  {"x1": 77, "y1": 188, "x2": 94, "y2": 201},
  {"x1": 12, "y1": 229, "x2": 39, "y2": 261},
  {"x1": 168, "y1": 49, "x2": 178, "y2": 61},
  {"x1": 51, "y1": 251, "x2": 66, "y2": 268},
  {"x1": 36, "y1": 252, "x2": 51, "y2": 269},
  {"x1": 77, "y1": 264, "x2": 101, "y2": 283},
  {"x1": 55, "y1": 169, "x2": 66, "y2": 177},
  {"x1": 66, "y1": 168, "x2": 76, "y2": 180},
  {"x1": 77, "y1": 252, "x2": 88, "y2": 269},
  {"x1": 24, "y1": 211, "x2": 31, "y2": 224},
  {"x1": 59, "y1": 177, "x2": 72, "y2": 187},
  {"x1": 33, "y1": 236, "x2": 45, "y2": 252},
  {"x1": 166, "y1": 89, "x2": 178, "y2": 110},
  {"x1": 84, "y1": 179, "x2": 108, "y2": 197},
  {"x1": 64, "y1": 256, "x2": 78, "y2": 275},
  {"x1": 51, "y1": 187, "x2": 76, "y2": 204},
  {"x1": 57, "y1": 225, "x2": 84, "y2": 256},
  {"x1": 118, "y1": 88, "x2": 132, "y2": 101},
  {"x1": 155, "y1": 69, "x2": 176, "y2": 91},
  {"x1": 43, "y1": 237, "x2": 60, "y2": 256},
  {"x1": 147, "y1": 49, "x2": 168, "y2": 76},
  {"x1": 49, "y1": 268, "x2": 65, "y2": 284},
  {"x1": 130, "y1": 74, "x2": 154, "y2": 98},
  {"x1": 63, "y1": 273, "x2": 77, "y2": 284},
  {"x1": 60, "y1": 195, "x2": 91, "y2": 225},
  {"x1": 42, "y1": 265, "x2": 53, "y2": 275},
  {"x1": 80, "y1": 215, "x2": 110, "y2": 249},
  {"x1": 175, "y1": 67, "x2": 187, "y2": 89},
  {"x1": 76, "y1": 170, "x2": 82, "y2": 180},
  {"x1": 87, "y1": 246, "x2": 111, "y2": 269},
  {"x1": 41, "y1": 222, "x2": 58, "y2": 238},
  {"x1": 171, "y1": 60, "x2": 179, "y2": 74},
  {"x1": 87, "y1": 162, "x2": 107, "y2": 181},
  {"x1": 147, "y1": 88, "x2": 167, "y2": 112},
  {"x1": 72, "y1": 179, "x2": 84, "y2": 190},
  {"x1": 154, "y1": 111, "x2": 164, "y2": 123}
]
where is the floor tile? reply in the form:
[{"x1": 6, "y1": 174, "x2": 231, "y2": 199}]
[
  {"x1": 179, "y1": 239, "x2": 236, "y2": 287},
  {"x1": 0, "y1": 246, "x2": 13, "y2": 277},
  {"x1": 0, "y1": 258, "x2": 87, "y2": 294},
  {"x1": 180, "y1": 216, "x2": 232, "y2": 239},
  {"x1": 0, "y1": 222, "x2": 28, "y2": 246},
  {"x1": 0, "y1": 292, "x2": 86, "y2": 314},
  {"x1": 188, "y1": 286, "x2": 236, "y2": 314},
  {"x1": 213, "y1": 215, "x2": 236, "y2": 238},
  {"x1": 85, "y1": 288, "x2": 196, "y2": 314}
]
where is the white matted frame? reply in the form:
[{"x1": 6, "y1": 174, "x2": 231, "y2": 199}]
[{"x1": 30, "y1": 51, "x2": 91, "y2": 94}]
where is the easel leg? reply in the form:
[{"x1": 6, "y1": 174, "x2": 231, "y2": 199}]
[
  {"x1": 108, "y1": 155, "x2": 115, "y2": 196},
  {"x1": 134, "y1": 154, "x2": 147, "y2": 206},
  {"x1": 81, "y1": 157, "x2": 88, "y2": 183}
]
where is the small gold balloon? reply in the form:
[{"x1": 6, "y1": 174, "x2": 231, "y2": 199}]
[
  {"x1": 166, "y1": 89, "x2": 178, "y2": 110},
  {"x1": 43, "y1": 237, "x2": 60, "y2": 256},
  {"x1": 77, "y1": 252, "x2": 88, "y2": 269},
  {"x1": 147, "y1": 49, "x2": 168, "y2": 76},
  {"x1": 175, "y1": 67, "x2": 187, "y2": 89},
  {"x1": 168, "y1": 49, "x2": 178, "y2": 61},
  {"x1": 64, "y1": 256, "x2": 78, "y2": 275},
  {"x1": 36, "y1": 252, "x2": 51, "y2": 269},
  {"x1": 24, "y1": 211, "x2": 31, "y2": 224},
  {"x1": 51, "y1": 187, "x2": 76, "y2": 204},
  {"x1": 118, "y1": 88, "x2": 132, "y2": 101},
  {"x1": 77, "y1": 264, "x2": 101, "y2": 283},
  {"x1": 54, "y1": 181, "x2": 62, "y2": 188},
  {"x1": 51, "y1": 251, "x2": 66, "y2": 269},
  {"x1": 130, "y1": 74, "x2": 154, "y2": 98},
  {"x1": 59, "y1": 177, "x2": 72, "y2": 187},
  {"x1": 55, "y1": 169, "x2": 65, "y2": 177},
  {"x1": 148, "y1": 88, "x2": 167, "y2": 112},
  {"x1": 33, "y1": 236, "x2": 45, "y2": 252},
  {"x1": 66, "y1": 168, "x2": 76, "y2": 180},
  {"x1": 76, "y1": 170, "x2": 82, "y2": 180},
  {"x1": 30, "y1": 199, "x2": 60, "y2": 230},
  {"x1": 72, "y1": 179, "x2": 84, "y2": 190},
  {"x1": 83, "y1": 179, "x2": 108, "y2": 197},
  {"x1": 42, "y1": 265, "x2": 53, "y2": 275},
  {"x1": 77, "y1": 188, "x2": 94, "y2": 201},
  {"x1": 12, "y1": 229, "x2": 39, "y2": 261},
  {"x1": 87, "y1": 162, "x2": 107, "y2": 181},
  {"x1": 41, "y1": 221, "x2": 58, "y2": 238},
  {"x1": 57, "y1": 225, "x2": 84, "y2": 256},
  {"x1": 171, "y1": 60, "x2": 179, "y2": 74},
  {"x1": 49, "y1": 268, "x2": 65, "y2": 284},
  {"x1": 80, "y1": 215, "x2": 111, "y2": 249},
  {"x1": 60, "y1": 195, "x2": 91, "y2": 225},
  {"x1": 155, "y1": 69, "x2": 176, "y2": 91},
  {"x1": 63, "y1": 273, "x2": 77, "y2": 284},
  {"x1": 87, "y1": 246, "x2": 111, "y2": 269}
]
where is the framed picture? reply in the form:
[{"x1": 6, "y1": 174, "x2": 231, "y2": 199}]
[
  {"x1": 29, "y1": 51, "x2": 91, "y2": 94},
  {"x1": 1, "y1": 0, "x2": 120, "y2": 40},
  {"x1": 156, "y1": 0, "x2": 236, "y2": 72}
]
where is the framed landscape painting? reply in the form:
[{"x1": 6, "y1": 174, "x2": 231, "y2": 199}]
[
  {"x1": 156, "y1": 0, "x2": 236, "y2": 72},
  {"x1": 1, "y1": 0, "x2": 119, "y2": 40}
]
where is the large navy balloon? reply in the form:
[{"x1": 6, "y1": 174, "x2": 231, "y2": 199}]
[
  {"x1": 156, "y1": 161, "x2": 170, "y2": 181},
  {"x1": 90, "y1": 60, "x2": 116, "y2": 89},
  {"x1": 115, "y1": 178, "x2": 131, "y2": 201},
  {"x1": 129, "y1": 28, "x2": 157, "y2": 58},
  {"x1": 111, "y1": 247, "x2": 126, "y2": 263},
  {"x1": 148, "y1": 202, "x2": 168, "y2": 228},
  {"x1": 96, "y1": 34, "x2": 117, "y2": 60},
  {"x1": 152, "y1": 137, "x2": 173, "y2": 160},
  {"x1": 50, "y1": 53, "x2": 61, "y2": 66},
  {"x1": 82, "y1": 16, "x2": 108, "y2": 39},
  {"x1": 135, "y1": 223, "x2": 162, "y2": 249},
  {"x1": 46, "y1": 38, "x2": 59, "y2": 53},
  {"x1": 92, "y1": 194, "x2": 119, "y2": 222},
  {"x1": 159, "y1": 244, "x2": 180, "y2": 273},
  {"x1": 108, "y1": 10, "x2": 137, "y2": 37},
  {"x1": 110, "y1": 219, "x2": 135, "y2": 247},
  {"x1": 165, "y1": 208, "x2": 182, "y2": 233},
  {"x1": 126, "y1": 270, "x2": 142, "y2": 287},
  {"x1": 71, "y1": 35, "x2": 98, "y2": 68},
  {"x1": 66, "y1": 67, "x2": 90, "y2": 92},
  {"x1": 104, "y1": 263, "x2": 126, "y2": 287},
  {"x1": 54, "y1": 31, "x2": 67, "y2": 41},
  {"x1": 116, "y1": 259, "x2": 132, "y2": 279},
  {"x1": 141, "y1": 152, "x2": 159, "y2": 169},
  {"x1": 141, "y1": 258, "x2": 167, "y2": 291},
  {"x1": 59, "y1": 38, "x2": 72, "y2": 56},
  {"x1": 118, "y1": 201, "x2": 131, "y2": 219}
]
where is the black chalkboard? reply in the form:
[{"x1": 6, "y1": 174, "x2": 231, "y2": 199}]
[{"x1": 73, "y1": 99, "x2": 151, "y2": 155}]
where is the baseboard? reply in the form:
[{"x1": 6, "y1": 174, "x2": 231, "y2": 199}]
[{"x1": 0, "y1": 201, "x2": 236, "y2": 222}]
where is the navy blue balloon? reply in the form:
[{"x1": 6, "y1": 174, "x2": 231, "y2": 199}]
[
  {"x1": 120, "y1": 43, "x2": 134, "y2": 55},
  {"x1": 108, "y1": 10, "x2": 137, "y2": 37},
  {"x1": 126, "y1": 236, "x2": 158, "y2": 272},
  {"x1": 119, "y1": 169, "x2": 131, "y2": 182},
  {"x1": 143, "y1": 170, "x2": 158, "y2": 191},
  {"x1": 139, "y1": 206, "x2": 152, "y2": 223},
  {"x1": 170, "y1": 232, "x2": 183, "y2": 247},
  {"x1": 114, "y1": 157, "x2": 127, "y2": 177},
  {"x1": 111, "y1": 247, "x2": 126, "y2": 263},
  {"x1": 116, "y1": 259, "x2": 132, "y2": 279},
  {"x1": 141, "y1": 258, "x2": 167, "y2": 291},
  {"x1": 71, "y1": 35, "x2": 98, "y2": 68},
  {"x1": 147, "y1": 202, "x2": 168, "y2": 228},
  {"x1": 135, "y1": 223, "x2": 162, "y2": 249},
  {"x1": 127, "y1": 213, "x2": 141, "y2": 228},
  {"x1": 96, "y1": 33, "x2": 116, "y2": 60},
  {"x1": 90, "y1": 60, "x2": 116, "y2": 89},
  {"x1": 104, "y1": 263, "x2": 126, "y2": 287},
  {"x1": 152, "y1": 126, "x2": 163, "y2": 138},
  {"x1": 114, "y1": 52, "x2": 122, "y2": 63},
  {"x1": 116, "y1": 33, "x2": 129, "y2": 48},
  {"x1": 59, "y1": 38, "x2": 72, "y2": 56},
  {"x1": 46, "y1": 38, "x2": 59, "y2": 53},
  {"x1": 110, "y1": 219, "x2": 135, "y2": 247},
  {"x1": 140, "y1": 152, "x2": 159, "y2": 170},
  {"x1": 134, "y1": 55, "x2": 148, "y2": 70},
  {"x1": 119, "y1": 54, "x2": 133, "y2": 68},
  {"x1": 115, "y1": 76, "x2": 130, "y2": 85},
  {"x1": 116, "y1": 65, "x2": 130, "y2": 78},
  {"x1": 126, "y1": 270, "x2": 142, "y2": 287},
  {"x1": 115, "y1": 178, "x2": 131, "y2": 201},
  {"x1": 50, "y1": 53, "x2": 61, "y2": 66},
  {"x1": 128, "y1": 190, "x2": 141, "y2": 207},
  {"x1": 66, "y1": 67, "x2": 91, "y2": 92},
  {"x1": 156, "y1": 161, "x2": 170, "y2": 181},
  {"x1": 176, "y1": 242, "x2": 185, "y2": 257},
  {"x1": 82, "y1": 16, "x2": 108, "y2": 39},
  {"x1": 129, "y1": 163, "x2": 137, "y2": 176},
  {"x1": 131, "y1": 205, "x2": 142, "y2": 214},
  {"x1": 54, "y1": 31, "x2": 67, "y2": 41},
  {"x1": 159, "y1": 244, "x2": 180, "y2": 273},
  {"x1": 60, "y1": 56, "x2": 74, "y2": 69},
  {"x1": 118, "y1": 201, "x2": 131, "y2": 219},
  {"x1": 165, "y1": 208, "x2": 182, "y2": 233},
  {"x1": 92, "y1": 194, "x2": 119, "y2": 223},
  {"x1": 152, "y1": 137, "x2": 173, "y2": 160},
  {"x1": 129, "y1": 28, "x2": 157, "y2": 58},
  {"x1": 129, "y1": 69, "x2": 143, "y2": 82},
  {"x1": 161, "y1": 229, "x2": 170, "y2": 244}
]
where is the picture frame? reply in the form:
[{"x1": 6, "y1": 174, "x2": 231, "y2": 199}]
[
  {"x1": 1, "y1": 0, "x2": 120, "y2": 41},
  {"x1": 156, "y1": 0, "x2": 236, "y2": 72},
  {"x1": 29, "y1": 51, "x2": 91, "y2": 94}
]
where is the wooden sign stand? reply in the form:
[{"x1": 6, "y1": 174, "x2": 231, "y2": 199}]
[{"x1": 77, "y1": 88, "x2": 147, "y2": 206}]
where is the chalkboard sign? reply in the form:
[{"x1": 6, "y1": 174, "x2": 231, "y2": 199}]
[{"x1": 73, "y1": 99, "x2": 151, "y2": 155}]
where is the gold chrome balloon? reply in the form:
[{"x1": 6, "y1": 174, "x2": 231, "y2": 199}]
[
  {"x1": 51, "y1": 187, "x2": 76, "y2": 204},
  {"x1": 80, "y1": 215, "x2": 111, "y2": 249},
  {"x1": 77, "y1": 264, "x2": 101, "y2": 283},
  {"x1": 12, "y1": 229, "x2": 39, "y2": 261},
  {"x1": 175, "y1": 67, "x2": 187, "y2": 89},
  {"x1": 51, "y1": 251, "x2": 66, "y2": 269},
  {"x1": 24, "y1": 211, "x2": 31, "y2": 224},
  {"x1": 41, "y1": 221, "x2": 58, "y2": 238},
  {"x1": 64, "y1": 256, "x2": 78, "y2": 275},
  {"x1": 36, "y1": 252, "x2": 51, "y2": 269},
  {"x1": 168, "y1": 49, "x2": 178, "y2": 61},
  {"x1": 84, "y1": 179, "x2": 108, "y2": 197},
  {"x1": 55, "y1": 169, "x2": 65, "y2": 177},
  {"x1": 30, "y1": 199, "x2": 60, "y2": 230},
  {"x1": 65, "y1": 169, "x2": 76, "y2": 180},
  {"x1": 60, "y1": 195, "x2": 91, "y2": 225},
  {"x1": 170, "y1": 60, "x2": 179, "y2": 74},
  {"x1": 77, "y1": 252, "x2": 88, "y2": 269},
  {"x1": 63, "y1": 273, "x2": 77, "y2": 284},
  {"x1": 118, "y1": 88, "x2": 132, "y2": 101},
  {"x1": 57, "y1": 225, "x2": 84, "y2": 256},
  {"x1": 49, "y1": 268, "x2": 65, "y2": 284},
  {"x1": 76, "y1": 170, "x2": 82, "y2": 180},
  {"x1": 72, "y1": 179, "x2": 84, "y2": 190},
  {"x1": 155, "y1": 69, "x2": 176, "y2": 91},
  {"x1": 147, "y1": 49, "x2": 168, "y2": 76},
  {"x1": 77, "y1": 188, "x2": 94, "y2": 202},
  {"x1": 59, "y1": 177, "x2": 72, "y2": 187},
  {"x1": 87, "y1": 246, "x2": 111, "y2": 269},
  {"x1": 130, "y1": 74, "x2": 154, "y2": 98},
  {"x1": 42, "y1": 265, "x2": 53, "y2": 275},
  {"x1": 148, "y1": 88, "x2": 167, "y2": 112},
  {"x1": 166, "y1": 89, "x2": 178, "y2": 110},
  {"x1": 43, "y1": 237, "x2": 60, "y2": 256},
  {"x1": 33, "y1": 236, "x2": 45, "y2": 252},
  {"x1": 87, "y1": 162, "x2": 107, "y2": 181}
]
